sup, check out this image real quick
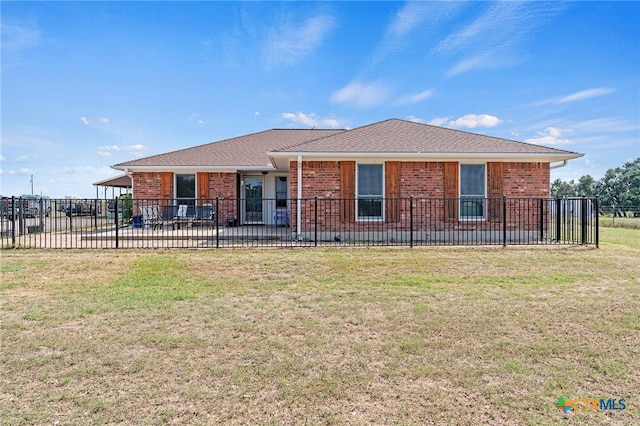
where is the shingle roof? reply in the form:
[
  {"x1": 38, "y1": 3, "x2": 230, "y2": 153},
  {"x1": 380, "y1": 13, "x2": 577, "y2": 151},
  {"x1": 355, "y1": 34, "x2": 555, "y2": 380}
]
[
  {"x1": 275, "y1": 118, "x2": 581, "y2": 155},
  {"x1": 92, "y1": 174, "x2": 132, "y2": 188},
  {"x1": 113, "y1": 128, "x2": 345, "y2": 168},
  {"x1": 113, "y1": 118, "x2": 582, "y2": 171}
]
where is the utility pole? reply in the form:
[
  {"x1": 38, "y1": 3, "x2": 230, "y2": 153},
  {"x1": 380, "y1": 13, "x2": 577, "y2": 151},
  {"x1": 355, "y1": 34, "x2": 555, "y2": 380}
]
[{"x1": 30, "y1": 175, "x2": 34, "y2": 195}]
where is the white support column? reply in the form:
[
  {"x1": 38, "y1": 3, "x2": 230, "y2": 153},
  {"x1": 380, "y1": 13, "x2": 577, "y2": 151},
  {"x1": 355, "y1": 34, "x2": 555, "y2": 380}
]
[{"x1": 297, "y1": 155, "x2": 302, "y2": 239}]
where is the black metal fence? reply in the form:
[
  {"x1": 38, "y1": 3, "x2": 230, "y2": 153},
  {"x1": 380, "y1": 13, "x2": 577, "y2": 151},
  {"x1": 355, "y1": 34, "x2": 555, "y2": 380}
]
[{"x1": 0, "y1": 196, "x2": 601, "y2": 249}]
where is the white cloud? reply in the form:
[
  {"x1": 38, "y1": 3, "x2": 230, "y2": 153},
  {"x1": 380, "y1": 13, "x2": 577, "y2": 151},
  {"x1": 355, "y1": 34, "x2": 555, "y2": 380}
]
[
  {"x1": 100, "y1": 117, "x2": 110, "y2": 123},
  {"x1": 0, "y1": 155, "x2": 5, "y2": 162},
  {"x1": 524, "y1": 127, "x2": 573, "y2": 146},
  {"x1": 435, "y1": 2, "x2": 566, "y2": 76},
  {"x1": 97, "y1": 144, "x2": 149, "y2": 158},
  {"x1": 265, "y1": 13, "x2": 337, "y2": 68},
  {"x1": 406, "y1": 115, "x2": 423, "y2": 123},
  {"x1": 122, "y1": 144, "x2": 148, "y2": 153},
  {"x1": 572, "y1": 117, "x2": 638, "y2": 133},
  {"x1": 8, "y1": 168, "x2": 33, "y2": 176},
  {"x1": 13, "y1": 155, "x2": 32, "y2": 163},
  {"x1": 447, "y1": 52, "x2": 500, "y2": 77},
  {"x1": 1, "y1": 21, "x2": 40, "y2": 51},
  {"x1": 395, "y1": 89, "x2": 433, "y2": 105},
  {"x1": 373, "y1": 2, "x2": 464, "y2": 64},
  {"x1": 557, "y1": 88, "x2": 615, "y2": 104},
  {"x1": 97, "y1": 145, "x2": 119, "y2": 157},
  {"x1": 330, "y1": 80, "x2": 392, "y2": 109},
  {"x1": 187, "y1": 113, "x2": 206, "y2": 125},
  {"x1": 282, "y1": 112, "x2": 341, "y2": 129},
  {"x1": 448, "y1": 114, "x2": 502, "y2": 129},
  {"x1": 80, "y1": 116, "x2": 89, "y2": 126},
  {"x1": 428, "y1": 117, "x2": 452, "y2": 127}
]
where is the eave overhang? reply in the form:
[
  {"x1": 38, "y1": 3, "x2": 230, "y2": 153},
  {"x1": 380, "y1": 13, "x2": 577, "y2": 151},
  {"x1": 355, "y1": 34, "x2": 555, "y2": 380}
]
[
  {"x1": 267, "y1": 151, "x2": 584, "y2": 171},
  {"x1": 111, "y1": 164, "x2": 276, "y2": 173}
]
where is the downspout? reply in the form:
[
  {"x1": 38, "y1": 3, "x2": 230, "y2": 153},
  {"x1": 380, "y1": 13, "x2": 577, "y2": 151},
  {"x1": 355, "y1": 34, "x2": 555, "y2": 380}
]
[
  {"x1": 124, "y1": 168, "x2": 133, "y2": 196},
  {"x1": 549, "y1": 161, "x2": 569, "y2": 197},
  {"x1": 550, "y1": 160, "x2": 568, "y2": 170},
  {"x1": 297, "y1": 155, "x2": 302, "y2": 239}
]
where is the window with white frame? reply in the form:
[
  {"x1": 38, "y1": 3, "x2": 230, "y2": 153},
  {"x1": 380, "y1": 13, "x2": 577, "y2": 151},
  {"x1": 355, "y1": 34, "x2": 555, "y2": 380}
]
[
  {"x1": 460, "y1": 164, "x2": 486, "y2": 219},
  {"x1": 357, "y1": 163, "x2": 383, "y2": 220}
]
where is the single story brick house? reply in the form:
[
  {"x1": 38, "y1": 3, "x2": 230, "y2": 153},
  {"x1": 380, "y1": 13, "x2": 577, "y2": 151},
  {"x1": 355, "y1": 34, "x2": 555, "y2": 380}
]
[{"x1": 112, "y1": 118, "x2": 582, "y2": 236}]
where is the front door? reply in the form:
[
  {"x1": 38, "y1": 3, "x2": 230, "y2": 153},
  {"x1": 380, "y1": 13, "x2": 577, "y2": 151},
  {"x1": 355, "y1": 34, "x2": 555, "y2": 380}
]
[{"x1": 244, "y1": 177, "x2": 264, "y2": 224}]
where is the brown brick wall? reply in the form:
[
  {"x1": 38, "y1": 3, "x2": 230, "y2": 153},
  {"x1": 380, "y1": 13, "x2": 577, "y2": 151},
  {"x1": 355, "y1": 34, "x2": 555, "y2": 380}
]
[
  {"x1": 289, "y1": 160, "x2": 550, "y2": 233},
  {"x1": 503, "y1": 162, "x2": 550, "y2": 198},
  {"x1": 132, "y1": 171, "x2": 239, "y2": 223},
  {"x1": 207, "y1": 172, "x2": 238, "y2": 224},
  {"x1": 132, "y1": 172, "x2": 164, "y2": 199}
]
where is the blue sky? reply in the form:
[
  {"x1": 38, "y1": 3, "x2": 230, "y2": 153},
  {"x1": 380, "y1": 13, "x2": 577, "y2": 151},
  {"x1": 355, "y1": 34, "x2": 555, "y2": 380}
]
[{"x1": 2, "y1": 1, "x2": 639, "y2": 198}]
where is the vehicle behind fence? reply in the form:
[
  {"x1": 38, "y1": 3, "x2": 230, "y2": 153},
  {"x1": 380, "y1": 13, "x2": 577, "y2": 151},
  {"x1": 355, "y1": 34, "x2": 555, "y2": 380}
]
[{"x1": 0, "y1": 196, "x2": 604, "y2": 249}]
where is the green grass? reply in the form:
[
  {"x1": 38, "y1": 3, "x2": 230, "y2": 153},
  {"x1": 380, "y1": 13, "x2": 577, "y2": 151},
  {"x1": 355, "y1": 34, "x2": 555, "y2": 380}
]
[
  {"x1": 1, "y1": 229, "x2": 639, "y2": 425},
  {"x1": 600, "y1": 215, "x2": 640, "y2": 230}
]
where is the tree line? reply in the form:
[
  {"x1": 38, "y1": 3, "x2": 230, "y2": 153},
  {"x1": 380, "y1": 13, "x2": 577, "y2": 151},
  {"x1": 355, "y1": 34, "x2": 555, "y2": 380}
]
[{"x1": 550, "y1": 158, "x2": 639, "y2": 211}]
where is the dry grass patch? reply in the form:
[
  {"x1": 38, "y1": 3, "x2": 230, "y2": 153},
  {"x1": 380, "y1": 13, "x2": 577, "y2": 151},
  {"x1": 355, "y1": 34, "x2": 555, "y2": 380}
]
[{"x1": 1, "y1": 229, "x2": 639, "y2": 425}]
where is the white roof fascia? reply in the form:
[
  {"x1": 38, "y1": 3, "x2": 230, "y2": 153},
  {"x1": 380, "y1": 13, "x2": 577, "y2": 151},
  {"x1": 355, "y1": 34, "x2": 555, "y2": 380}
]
[
  {"x1": 268, "y1": 151, "x2": 584, "y2": 163},
  {"x1": 111, "y1": 165, "x2": 276, "y2": 173}
]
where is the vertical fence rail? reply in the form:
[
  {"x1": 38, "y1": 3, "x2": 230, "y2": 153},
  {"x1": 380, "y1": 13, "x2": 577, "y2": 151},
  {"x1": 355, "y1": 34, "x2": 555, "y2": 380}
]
[{"x1": 0, "y1": 196, "x2": 604, "y2": 249}]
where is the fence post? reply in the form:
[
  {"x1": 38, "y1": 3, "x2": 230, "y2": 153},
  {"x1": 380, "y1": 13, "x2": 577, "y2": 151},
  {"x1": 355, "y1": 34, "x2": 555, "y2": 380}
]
[
  {"x1": 539, "y1": 199, "x2": 544, "y2": 242},
  {"x1": 93, "y1": 199, "x2": 98, "y2": 229},
  {"x1": 215, "y1": 197, "x2": 219, "y2": 248},
  {"x1": 68, "y1": 200, "x2": 74, "y2": 236},
  {"x1": 18, "y1": 197, "x2": 25, "y2": 236},
  {"x1": 314, "y1": 197, "x2": 318, "y2": 247},
  {"x1": 114, "y1": 197, "x2": 119, "y2": 249},
  {"x1": 409, "y1": 196, "x2": 414, "y2": 248},
  {"x1": 581, "y1": 197, "x2": 588, "y2": 245},
  {"x1": 502, "y1": 196, "x2": 507, "y2": 247},
  {"x1": 11, "y1": 196, "x2": 16, "y2": 248},
  {"x1": 555, "y1": 198, "x2": 562, "y2": 242},
  {"x1": 595, "y1": 197, "x2": 599, "y2": 248}
]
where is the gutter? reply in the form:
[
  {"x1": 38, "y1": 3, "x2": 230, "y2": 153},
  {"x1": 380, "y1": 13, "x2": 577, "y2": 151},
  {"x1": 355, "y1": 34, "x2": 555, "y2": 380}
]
[{"x1": 550, "y1": 160, "x2": 568, "y2": 170}]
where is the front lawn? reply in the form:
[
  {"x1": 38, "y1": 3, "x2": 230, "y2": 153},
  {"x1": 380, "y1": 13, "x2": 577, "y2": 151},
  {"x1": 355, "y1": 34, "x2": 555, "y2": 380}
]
[{"x1": 1, "y1": 228, "x2": 638, "y2": 424}]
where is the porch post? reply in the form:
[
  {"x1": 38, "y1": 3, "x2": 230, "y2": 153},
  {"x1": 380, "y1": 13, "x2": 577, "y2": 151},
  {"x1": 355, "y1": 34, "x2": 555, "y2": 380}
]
[{"x1": 297, "y1": 154, "x2": 302, "y2": 239}]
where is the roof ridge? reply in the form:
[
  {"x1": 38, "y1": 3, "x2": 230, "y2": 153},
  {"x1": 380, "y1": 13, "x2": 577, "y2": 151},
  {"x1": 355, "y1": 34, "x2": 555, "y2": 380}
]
[
  {"x1": 271, "y1": 128, "x2": 347, "y2": 152},
  {"x1": 113, "y1": 128, "x2": 284, "y2": 167},
  {"x1": 114, "y1": 128, "x2": 344, "y2": 167},
  {"x1": 272, "y1": 119, "x2": 399, "y2": 152}
]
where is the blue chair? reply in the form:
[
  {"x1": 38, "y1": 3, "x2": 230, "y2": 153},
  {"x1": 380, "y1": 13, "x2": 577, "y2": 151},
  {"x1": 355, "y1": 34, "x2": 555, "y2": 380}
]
[{"x1": 273, "y1": 208, "x2": 289, "y2": 227}]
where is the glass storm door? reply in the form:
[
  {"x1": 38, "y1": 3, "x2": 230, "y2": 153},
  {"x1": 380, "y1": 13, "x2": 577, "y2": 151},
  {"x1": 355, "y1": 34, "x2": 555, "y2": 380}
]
[{"x1": 244, "y1": 177, "x2": 264, "y2": 224}]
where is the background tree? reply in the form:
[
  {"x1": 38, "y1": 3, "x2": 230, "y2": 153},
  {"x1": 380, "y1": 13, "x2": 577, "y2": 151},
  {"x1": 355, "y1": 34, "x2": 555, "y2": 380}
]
[
  {"x1": 576, "y1": 175, "x2": 597, "y2": 197},
  {"x1": 551, "y1": 157, "x2": 639, "y2": 215},
  {"x1": 550, "y1": 178, "x2": 577, "y2": 198},
  {"x1": 619, "y1": 158, "x2": 640, "y2": 207}
]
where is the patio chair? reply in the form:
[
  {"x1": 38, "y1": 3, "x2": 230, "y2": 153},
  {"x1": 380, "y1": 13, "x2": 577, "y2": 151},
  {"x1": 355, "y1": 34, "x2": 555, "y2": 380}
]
[
  {"x1": 194, "y1": 203, "x2": 215, "y2": 227},
  {"x1": 173, "y1": 204, "x2": 192, "y2": 230},
  {"x1": 273, "y1": 208, "x2": 289, "y2": 227},
  {"x1": 140, "y1": 205, "x2": 163, "y2": 230}
]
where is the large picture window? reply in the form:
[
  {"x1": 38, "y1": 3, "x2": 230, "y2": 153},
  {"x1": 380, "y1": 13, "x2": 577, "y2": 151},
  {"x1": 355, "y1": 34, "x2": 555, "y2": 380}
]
[
  {"x1": 176, "y1": 174, "x2": 196, "y2": 206},
  {"x1": 460, "y1": 164, "x2": 486, "y2": 219},
  {"x1": 357, "y1": 164, "x2": 383, "y2": 220}
]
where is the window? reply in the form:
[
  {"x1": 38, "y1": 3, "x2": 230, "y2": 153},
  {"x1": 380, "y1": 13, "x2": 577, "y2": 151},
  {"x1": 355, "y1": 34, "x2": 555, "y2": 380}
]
[
  {"x1": 176, "y1": 174, "x2": 196, "y2": 206},
  {"x1": 275, "y1": 176, "x2": 288, "y2": 208},
  {"x1": 357, "y1": 164, "x2": 383, "y2": 220},
  {"x1": 460, "y1": 164, "x2": 486, "y2": 219}
]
